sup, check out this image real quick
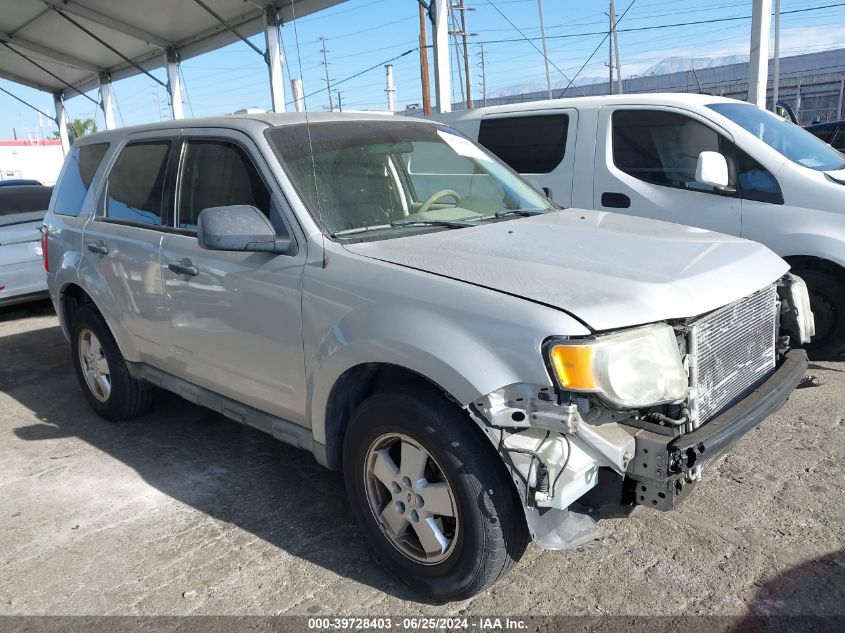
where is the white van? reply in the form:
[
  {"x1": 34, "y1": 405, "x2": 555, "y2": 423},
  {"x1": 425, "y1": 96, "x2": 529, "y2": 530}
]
[{"x1": 436, "y1": 94, "x2": 845, "y2": 358}]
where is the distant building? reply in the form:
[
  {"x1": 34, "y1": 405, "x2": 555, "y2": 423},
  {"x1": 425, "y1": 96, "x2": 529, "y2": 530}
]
[
  {"x1": 461, "y1": 48, "x2": 845, "y2": 125},
  {"x1": 0, "y1": 139, "x2": 65, "y2": 185}
]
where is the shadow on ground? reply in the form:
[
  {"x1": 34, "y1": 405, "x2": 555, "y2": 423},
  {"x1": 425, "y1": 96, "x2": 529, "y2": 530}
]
[
  {"x1": 2, "y1": 317, "x2": 426, "y2": 604},
  {"x1": 730, "y1": 549, "x2": 845, "y2": 631}
]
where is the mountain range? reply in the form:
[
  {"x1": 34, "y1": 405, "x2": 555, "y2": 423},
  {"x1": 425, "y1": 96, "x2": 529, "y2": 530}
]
[{"x1": 487, "y1": 53, "x2": 751, "y2": 99}]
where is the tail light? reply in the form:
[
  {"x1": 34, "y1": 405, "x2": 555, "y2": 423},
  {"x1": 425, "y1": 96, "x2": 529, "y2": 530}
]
[{"x1": 40, "y1": 226, "x2": 49, "y2": 272}]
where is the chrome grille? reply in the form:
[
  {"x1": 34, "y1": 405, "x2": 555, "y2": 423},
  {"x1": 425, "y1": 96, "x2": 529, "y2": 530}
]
[{"x1": 690, "y1": 285, "x2": 778, "y2": 425}]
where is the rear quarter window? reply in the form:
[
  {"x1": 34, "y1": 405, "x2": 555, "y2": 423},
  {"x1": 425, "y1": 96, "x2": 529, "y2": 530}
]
[
  {"x1": 52, "y1": 142, "x2": 109, "y2": 217},
  {"x1": 477, "y1": 114, "x2": 569, "y2": 173}
]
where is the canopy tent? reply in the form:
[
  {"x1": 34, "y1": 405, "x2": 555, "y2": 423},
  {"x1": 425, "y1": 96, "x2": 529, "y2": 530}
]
[{"x1": 0, "y1": 0, "x2": 456, "y2": 153}]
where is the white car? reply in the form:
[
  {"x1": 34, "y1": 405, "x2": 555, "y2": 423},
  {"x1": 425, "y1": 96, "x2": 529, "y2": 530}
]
[
  {"x1": 0, "y1": 185, "x2": 52, "y2": 307},
  {"x1": 436, "y1": 94, "x2": 844, "y2": 358}
]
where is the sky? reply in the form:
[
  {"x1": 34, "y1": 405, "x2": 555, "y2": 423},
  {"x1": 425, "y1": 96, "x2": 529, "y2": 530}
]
[{"x1": 1, "y1": 0, "x2": 844, "y2": 139}]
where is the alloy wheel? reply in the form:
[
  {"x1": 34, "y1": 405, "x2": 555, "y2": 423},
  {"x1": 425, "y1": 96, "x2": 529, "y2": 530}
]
[
  {"x1": 78, "y1": 329, "x2": 111, "y2": 402},
  {"x1": 363, "y1": 432, "x2": 459, "y2": 565}
]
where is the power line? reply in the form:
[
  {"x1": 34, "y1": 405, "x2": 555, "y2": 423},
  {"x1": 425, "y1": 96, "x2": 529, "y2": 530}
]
[
  {"x1": 479, "y1": 1, "x2": 845, "y2": 45},
  {"x1": 287, "y1": 47, "x2": 419, "y2": 107},
  {"x1": 179, "y1": 66, "x2": 195, "y2": 117},
  {"x1": 483, "y1": 0, "x2": 583, "y2": 95},
  {"x1": 559, "y1": 0, "x2": 636, "y2": 97},
  {"x1": 0, "y1": 85, "x2": 54, "y2": 120}
]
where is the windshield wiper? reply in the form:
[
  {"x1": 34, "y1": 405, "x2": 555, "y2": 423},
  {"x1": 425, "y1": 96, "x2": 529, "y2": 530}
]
[
  {"x1": 390, "y1": 219, "x2": 478, "y2": 229},
  {"x1": 331, "y1": 218, "x2": 475, "y2": 238},
  {"x1": 331, "y1": 223, "x2": 392, "y2": 237},
  {"x1": 494, "y1": 208, "x2": 548, "y2": 218}
]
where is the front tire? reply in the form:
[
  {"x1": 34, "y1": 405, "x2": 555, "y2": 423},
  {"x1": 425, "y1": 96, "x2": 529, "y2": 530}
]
[
  {"x1": 70, "y1": 305, "x2": 153, "y2": 421},
  {"x1": 343, "y1": 385, "x2": 528, "y2": 601},
  {"x1": 794, "y1": 267, "x2": 845, "y2": 360}
]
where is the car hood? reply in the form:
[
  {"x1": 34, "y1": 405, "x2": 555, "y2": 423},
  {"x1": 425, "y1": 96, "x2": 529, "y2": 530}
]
[{"x1": 342, "y1": 209, "x2": 789, "y2": 331}]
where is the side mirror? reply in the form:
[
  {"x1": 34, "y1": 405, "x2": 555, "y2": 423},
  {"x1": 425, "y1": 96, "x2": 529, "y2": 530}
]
[
  {"x1": 695, "y1": 151, "x2": 730, "y2": 189},
  {"x1": 542, "y1": 186, "x2": 553, "y2": 199},
  {"x1": 197, "y1": 205, "x2": 292, "y2": 254}
]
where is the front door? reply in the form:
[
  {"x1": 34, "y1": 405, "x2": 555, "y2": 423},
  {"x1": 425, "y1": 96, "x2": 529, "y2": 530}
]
[
  {"x1": 593, "y1": 106, "x2": 742, "y2": 236},
  {"x1": 159, "y1": 132, "x2": 306, "y2": 422}
]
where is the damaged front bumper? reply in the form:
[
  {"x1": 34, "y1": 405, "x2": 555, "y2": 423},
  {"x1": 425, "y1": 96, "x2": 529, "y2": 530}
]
[
  {"x1": 469, "y1": 348, "x2": 808, "y2": 550},
  {"x1": 626, "y1": 347, "x2": 808, "y2": 510}
]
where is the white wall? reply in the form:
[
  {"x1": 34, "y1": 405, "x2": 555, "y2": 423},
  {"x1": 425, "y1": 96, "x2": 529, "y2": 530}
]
[{"x1": 0, "y1": 141, "x2": 65, "y2": 186}]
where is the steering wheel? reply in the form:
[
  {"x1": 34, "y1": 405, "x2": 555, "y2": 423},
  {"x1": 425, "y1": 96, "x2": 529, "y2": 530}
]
[{"x1": 417, "y1": 189, "x2": 461, "y2": 215}]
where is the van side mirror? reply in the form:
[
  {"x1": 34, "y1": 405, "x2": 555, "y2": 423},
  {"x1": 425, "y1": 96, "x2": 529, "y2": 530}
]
[
  {"x1": 695, "y1": 151, "x2": 730, "y2": 189},
  {"x1": 197, "y1": 205, "x2": 292, "y2": 254},
  {"x1": 542, "y1": 186, "x2": 553, "y2": 199}
]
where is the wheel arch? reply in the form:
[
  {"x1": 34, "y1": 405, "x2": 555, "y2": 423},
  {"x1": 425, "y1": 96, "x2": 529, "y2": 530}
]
[
  {"x1": 784, "y1": 254, "x2": 845, "y2": 278},
  {"x1": 57, "y1": 281, "x2": 137, "y2": 361},
  {"x1": 320, "y1": 362, "x2": 462, "y2": 471}
]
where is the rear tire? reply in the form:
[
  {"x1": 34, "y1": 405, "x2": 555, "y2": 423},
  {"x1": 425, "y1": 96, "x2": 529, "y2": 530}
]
[
  {"x1": 70, "y1": 305, "x2": 153, "y2": 421},
  {"x1": 343, "y1": 384, "x2": 528, "y2": 601},
  {"x1": 793, "y1": 267, "x2": 845, "y2": 360}
]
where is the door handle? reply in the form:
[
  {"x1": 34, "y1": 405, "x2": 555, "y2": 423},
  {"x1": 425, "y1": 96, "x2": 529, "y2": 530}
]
[
  {"x1": 168, "y1": 258, "x2": 199, "y2": 277},
  {"x1": 601, "y1": 192, "x2": 631, "y2": 209},
  {"x1": 87, "y1": 240, "x2": 109, "y2": 255}
]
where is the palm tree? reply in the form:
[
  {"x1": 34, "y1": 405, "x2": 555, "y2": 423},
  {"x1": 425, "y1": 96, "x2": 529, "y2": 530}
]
[{"x1": 54, "y1": 118, "x2": 98, "y2": 143}]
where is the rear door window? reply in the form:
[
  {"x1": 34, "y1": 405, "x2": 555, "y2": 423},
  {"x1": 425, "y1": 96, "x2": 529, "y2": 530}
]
[
  {"x1": 477, "y1": 114, "x2": 569, "y2": 173},
  {"x1": 176, "y1": 139, "x2": 271, "y2": 230},
  {"x1": 105, "y1": 141, "x2": 171, "y2": 227},
  {"x1": 52, "y1": 142, "x2": 109, "y2": 216}
]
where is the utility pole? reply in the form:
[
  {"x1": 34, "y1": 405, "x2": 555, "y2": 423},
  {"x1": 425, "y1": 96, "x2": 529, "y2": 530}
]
[
  {"x1": 772, "y1": 0, "x2": 781, "y2": 110},
  {"x1": 319, "y1": 36, "x2": 334, "y2": 111},
  {"x1": 748, "y1": 0, "x2": 772, "y2": 107},
  {"x1": 418, "y1": 3, "x2": 432, "y2": 115},
  {"x1": 152, "y1": 86, "x2": 163, "y2": 121},
  {"x1": 537, "y1": 0, "x2": 552, "y2": 99},
  {"x1": 479, "y1": 41, "x2": 488, "y2": 107},
  {"x1": 449, "y1": 5, "x2": 464, "y2": 107},
  {"x1": 450, "y1": 2, "x2": 474, "y2": 110},
  {"x1": 335, "y1": 90, "x2": 343, "y2": 112},
  {"x1": 606, "y1": 7, "x2": 614, "y2": 95},
  {"x1": 610, "y1": 0, "x2": 623, "y2": 94}
]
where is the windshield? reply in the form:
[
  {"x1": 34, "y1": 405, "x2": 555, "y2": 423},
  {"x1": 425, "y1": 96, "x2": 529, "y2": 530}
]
[
  {"x1": 265, "y1": 120, "x2": 552, "y2": 239},
  {"x1": 708, "y1": 102, "x2": 845, "y2": 172}
]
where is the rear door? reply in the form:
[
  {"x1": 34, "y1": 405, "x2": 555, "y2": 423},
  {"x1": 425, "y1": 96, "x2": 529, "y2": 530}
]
[
  {"x1": 159, "y1": 129, "x2": 306, "y2": 422},
  {"x1": 80, "y1": 134, "x2": 175, "y2": 365},
  {"x1": 594, "y1": 106, "x2": 742, "y2": 235}
]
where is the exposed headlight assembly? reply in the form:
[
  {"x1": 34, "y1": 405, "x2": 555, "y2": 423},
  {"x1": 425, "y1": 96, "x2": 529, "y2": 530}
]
[{"x1": 547, "y1": 324, "x2": 688, "y2": 409}]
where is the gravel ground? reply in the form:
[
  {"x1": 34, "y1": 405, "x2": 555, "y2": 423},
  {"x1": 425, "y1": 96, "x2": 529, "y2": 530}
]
[{"x1": 0, "y1": 300, "x2": 843, "y2": 619}]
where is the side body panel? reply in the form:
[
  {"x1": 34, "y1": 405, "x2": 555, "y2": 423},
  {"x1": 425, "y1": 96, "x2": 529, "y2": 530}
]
[
  {"x1": 159, "y1": 128, "x2": 308, "y2": 423},
  {"x1": 301, "y1": 241, "x2": 591, "y2": 446}
]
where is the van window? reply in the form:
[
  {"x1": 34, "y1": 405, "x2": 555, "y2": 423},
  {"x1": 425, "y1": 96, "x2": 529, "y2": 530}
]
[
  {"x1": 53, "y1": 143, "x2": 109, "y2": 216},
  {"x1": 830, "y1": 128, "x2": 844, "y2": 152},
  {"x1": 736, "y1": 148, "x2": 784, "y2": 204},
  {"x1": 709, "y1": 102, "x2": 845, "y2": 171},
  {"x1": 176, "y1": 140, "x2": 271, "y2": 230},
  {"x1": 105, "y1": 142, "x2": 171, "y2": 226},
  {"x1": 612, "y1": 109, "x2": 733, "y2": 192},
  {"x1": 477, "y1": 114, "x2": 568, "y2": 173}
]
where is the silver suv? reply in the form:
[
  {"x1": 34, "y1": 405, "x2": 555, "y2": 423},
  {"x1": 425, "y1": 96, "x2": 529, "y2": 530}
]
[{"x1": 43, "y1": 113, "x2": 811, "y2": 600}]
